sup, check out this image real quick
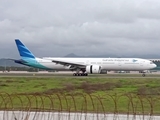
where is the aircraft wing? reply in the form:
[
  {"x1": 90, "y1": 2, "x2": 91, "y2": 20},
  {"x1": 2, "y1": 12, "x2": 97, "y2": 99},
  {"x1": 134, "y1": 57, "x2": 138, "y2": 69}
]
[{"x1": 46, "y1": 59, "x2": 86, "y2": 67}]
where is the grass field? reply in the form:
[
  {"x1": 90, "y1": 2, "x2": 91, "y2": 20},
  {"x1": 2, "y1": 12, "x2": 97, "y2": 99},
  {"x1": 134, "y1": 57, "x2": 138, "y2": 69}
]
[
  {"x1": 1, "y1": 76, "x2": 160, "y2": 114},
  {"x1": 1, "y1": 77, "x2": 160, "y2": 95}
]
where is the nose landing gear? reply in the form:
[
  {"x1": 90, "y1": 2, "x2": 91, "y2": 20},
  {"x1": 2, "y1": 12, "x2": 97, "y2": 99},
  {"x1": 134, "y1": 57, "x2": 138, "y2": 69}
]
[{"x1": 142, "y1": 73, "x2": 146, "y2": 77}]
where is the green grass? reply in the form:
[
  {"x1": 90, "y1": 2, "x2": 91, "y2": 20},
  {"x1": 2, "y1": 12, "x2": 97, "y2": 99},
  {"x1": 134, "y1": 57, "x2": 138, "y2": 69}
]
[{"x1": 1, "y1": 77, "x2": 160, "y2": 114}]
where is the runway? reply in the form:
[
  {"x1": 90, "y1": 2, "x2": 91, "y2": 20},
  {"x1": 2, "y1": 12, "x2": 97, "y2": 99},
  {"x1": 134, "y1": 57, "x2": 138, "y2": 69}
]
[
  {"x1": 1, "y1": 71, "x2": 160, "y2": 78},
  {"x1": 1, "y1": 111, "x2": 160, "y2": 120}
]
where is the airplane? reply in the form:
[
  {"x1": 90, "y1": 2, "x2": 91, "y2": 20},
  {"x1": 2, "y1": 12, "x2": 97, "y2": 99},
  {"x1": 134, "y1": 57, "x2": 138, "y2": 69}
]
[{"x1": 13, "y1": 39, "x2": 157, "y2": 77}]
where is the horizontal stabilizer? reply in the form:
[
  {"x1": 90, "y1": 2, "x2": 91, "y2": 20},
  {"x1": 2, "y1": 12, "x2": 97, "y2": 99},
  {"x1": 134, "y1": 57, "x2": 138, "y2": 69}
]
[{"x1": 5, "y1": 58, "x2": 27, "y2": 65}]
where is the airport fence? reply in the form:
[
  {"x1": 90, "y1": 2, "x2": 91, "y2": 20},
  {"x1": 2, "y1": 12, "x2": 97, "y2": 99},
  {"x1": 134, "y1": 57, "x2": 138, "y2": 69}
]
[{"x1": 0, "y1": 92, "x2": 160, "y2": 120}]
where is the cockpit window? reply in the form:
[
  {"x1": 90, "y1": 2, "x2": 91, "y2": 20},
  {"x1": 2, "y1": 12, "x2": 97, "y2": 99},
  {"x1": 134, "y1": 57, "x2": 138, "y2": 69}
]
[{"x1": 150, "y1": 61, "x2": 154, "y2": 64}]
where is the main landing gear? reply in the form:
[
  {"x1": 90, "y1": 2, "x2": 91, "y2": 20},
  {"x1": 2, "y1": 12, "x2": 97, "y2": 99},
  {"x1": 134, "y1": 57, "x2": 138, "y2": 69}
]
[
  {"x1": 142, "y1": 73, "x2": 146, "y2": 77},
  {"x1": 72, "y1": 68, "x2": 88, "y2": 76},
  {"x1": 73, "y1": 73, "x2": 88, "y2": 76}
]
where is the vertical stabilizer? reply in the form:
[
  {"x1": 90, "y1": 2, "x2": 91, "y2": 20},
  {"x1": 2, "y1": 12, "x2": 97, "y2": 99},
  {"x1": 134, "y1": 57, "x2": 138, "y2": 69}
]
[{"x1": 15, "y1": 39, "x2": 35, "y2": 58}]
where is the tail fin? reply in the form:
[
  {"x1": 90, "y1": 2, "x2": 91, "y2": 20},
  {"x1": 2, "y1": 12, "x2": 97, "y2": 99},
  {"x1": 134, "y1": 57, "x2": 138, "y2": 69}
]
[{"x1": 15, "y1": 39, "x2": 35, "y2": 58}]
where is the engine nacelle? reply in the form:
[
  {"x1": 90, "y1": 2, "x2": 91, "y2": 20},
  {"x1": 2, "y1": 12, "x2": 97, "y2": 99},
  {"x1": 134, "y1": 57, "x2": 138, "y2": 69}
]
[{"x1": 86, "y1": 65, "x2": 101, "y2": 74}]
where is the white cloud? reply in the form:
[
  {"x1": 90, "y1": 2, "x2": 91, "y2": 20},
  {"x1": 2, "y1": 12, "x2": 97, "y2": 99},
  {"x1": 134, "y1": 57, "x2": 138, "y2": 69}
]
[{"x1": 0, "y1": 0, "x2": 160, "y2": 58}]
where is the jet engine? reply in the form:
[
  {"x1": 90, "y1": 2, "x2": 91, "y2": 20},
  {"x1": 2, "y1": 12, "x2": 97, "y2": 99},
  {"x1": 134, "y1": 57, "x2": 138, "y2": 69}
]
[{"x1": 86, "y1": 65, "x2": 101, "y2": 74}]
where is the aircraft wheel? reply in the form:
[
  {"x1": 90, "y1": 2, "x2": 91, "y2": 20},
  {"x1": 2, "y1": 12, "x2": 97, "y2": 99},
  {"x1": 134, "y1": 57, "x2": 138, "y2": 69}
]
[
  {"x1": 142, "y1": 74, "x2": 146, "y2": 77},
  {"x1": 73, "y1": 73, "x2": 88, "y2": 76},
  {"x1": 73, "y1": 73, "x2": 77, "y2": 76},
  {"x1": 84, "y1": 73, "x2": 88, "y2": 76}
]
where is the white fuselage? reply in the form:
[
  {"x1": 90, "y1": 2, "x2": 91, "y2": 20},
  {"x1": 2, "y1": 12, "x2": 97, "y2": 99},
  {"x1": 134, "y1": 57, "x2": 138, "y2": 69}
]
[{"x1": 35, "y1": 57, "x2": 156, "y2": 71}]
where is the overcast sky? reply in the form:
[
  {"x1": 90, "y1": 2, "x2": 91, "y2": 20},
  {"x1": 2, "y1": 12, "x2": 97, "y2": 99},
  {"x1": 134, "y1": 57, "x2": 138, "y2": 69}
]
[{"x1": 1, "y1": 0, "x2": 160, "y2": 58}]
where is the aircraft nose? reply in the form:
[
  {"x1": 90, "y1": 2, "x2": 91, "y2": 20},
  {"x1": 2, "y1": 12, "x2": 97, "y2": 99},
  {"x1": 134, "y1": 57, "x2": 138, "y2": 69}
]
[
  {"x1": 154, "y1": 64, "x2": 157, "y2": 67},
  {"x1": 153, "y1": 63, "x2": 157, "y2": 68}
]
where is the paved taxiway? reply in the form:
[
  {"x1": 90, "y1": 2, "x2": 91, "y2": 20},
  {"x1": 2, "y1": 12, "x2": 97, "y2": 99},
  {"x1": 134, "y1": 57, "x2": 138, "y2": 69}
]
[{"x1": 0, "y1": 71, "x2": 160, "y2": 78}]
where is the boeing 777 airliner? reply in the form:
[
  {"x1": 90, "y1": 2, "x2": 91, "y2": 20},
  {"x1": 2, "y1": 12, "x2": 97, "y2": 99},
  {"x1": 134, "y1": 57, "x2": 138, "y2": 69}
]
[{"x1": 13, "y1": 39, "x2": 157, "y2": 76}]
